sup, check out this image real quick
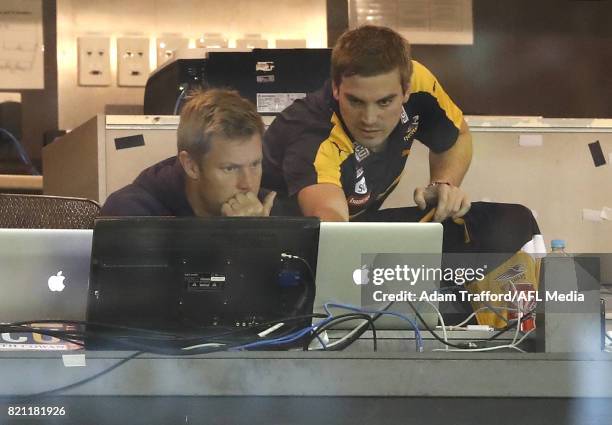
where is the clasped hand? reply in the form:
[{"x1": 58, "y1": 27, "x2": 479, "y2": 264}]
[{"x1": 221, "y1": 191, "x2": 276, "y2": 217}]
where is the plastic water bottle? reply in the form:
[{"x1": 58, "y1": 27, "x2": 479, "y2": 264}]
[{"x1": 550, "y1": 239, "x2": 568, "y2": 255}]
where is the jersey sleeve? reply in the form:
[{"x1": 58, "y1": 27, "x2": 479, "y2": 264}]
[
  {"x1": 283, "y1": 128, "x2": 347, "y2": 196},
  {"x1": 410, "y1": 60, "x2": 464, "y2": 153}
]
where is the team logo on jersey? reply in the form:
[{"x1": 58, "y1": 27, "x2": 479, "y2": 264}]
[
  {"x1": 403, "y1": 114, "x2": 420, "y2": 142},
  {"x1": 400, "y1": 107, "x2": 409, "y2": 124},
  {"x1": 354, "y1": 144, "x2": 370, "y2": 162},
  {"x1": 354, "y1": 176, "x2": 368, "y2": 195},
  {"x1": 495, "y1": 264, "x2": 526, "y2": 282},
  {"x1": 347, "y1": 193, "x2": 371, "y2": 207}
]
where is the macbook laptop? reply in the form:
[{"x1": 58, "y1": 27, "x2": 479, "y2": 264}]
[
  {"x1": 0, "y1": 229, "x2": 93, "y2": 324},
  {"x1": 314, "y1": 222, "x2": 443, "y2": 330}
]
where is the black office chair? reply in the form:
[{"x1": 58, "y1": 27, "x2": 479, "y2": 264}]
[{"x1": 0, "y1": 194, "x2": 100, "y2": 229}]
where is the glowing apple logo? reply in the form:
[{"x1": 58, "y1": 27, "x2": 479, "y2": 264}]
[
  {"x1": 352, "y1": 265, "x2": 369, "y2": 285},
  {"x1": 48, "y1": 271, "x2": 66, "y2": 292}
]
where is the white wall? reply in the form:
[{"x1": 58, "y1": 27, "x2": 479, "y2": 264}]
[
  {"x1": 57, "y1": 0, "x2": 327, "y2": 130},
  {"x1": 383, "y1": 117, "x2": 612, "y2": 253}
]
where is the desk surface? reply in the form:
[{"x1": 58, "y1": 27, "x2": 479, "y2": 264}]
[
  {"x1": 1, "y1": 350, "x2": 611, "y2": 398},
  {"x1": 0, "y1": 174, "x2": 43, "y2": 191}
]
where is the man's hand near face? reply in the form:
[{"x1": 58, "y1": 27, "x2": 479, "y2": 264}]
[{"x1": 221, "y1": 191, "x2": 276, "y2": 217}]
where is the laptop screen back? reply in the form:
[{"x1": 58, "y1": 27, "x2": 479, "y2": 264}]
[
  {"x1": 0, "y1": 229, "x2": 92, "y2": 324},
  {"x1": 314, "y1": 222, "x2": 443, "y2": 330}
]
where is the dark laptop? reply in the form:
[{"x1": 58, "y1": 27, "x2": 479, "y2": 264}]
[{"x1": 86, "y1": 217, "x2": 319, "y2": 348}]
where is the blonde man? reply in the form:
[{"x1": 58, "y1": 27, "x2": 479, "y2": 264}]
[{"x1": 102, "y1": 89, "x2": 276, "y2": 217}]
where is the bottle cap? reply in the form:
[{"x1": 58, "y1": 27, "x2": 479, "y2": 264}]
[{"x1": 551, "y1": 239, "x2": 566, "y2": 249}]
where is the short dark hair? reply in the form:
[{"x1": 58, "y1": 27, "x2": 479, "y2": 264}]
[
  {"x1": 331, "y1": 25, "x2": 412, "y2": 92},
  {"x1": 177, "y1": 88, "x2": 264, "y2": 159}
]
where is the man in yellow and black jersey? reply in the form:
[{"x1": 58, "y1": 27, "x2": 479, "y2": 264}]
[
  {"x1": 262, "y1": 26, "x2": 538, "y2": 244},
  {"x1": 262, "y1": 25, "x2": 542, "y2": 324},
  {"x1": 262, "y1": 26, "x2": 542, "y2": 319},
  {"x1": 262, "y1": 25, "x2": 472, "y2": 224}
]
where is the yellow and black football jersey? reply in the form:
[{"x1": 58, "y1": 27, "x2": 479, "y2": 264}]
[{"x1": 262, "y1": 60, "x2": 464, "y2": 218}]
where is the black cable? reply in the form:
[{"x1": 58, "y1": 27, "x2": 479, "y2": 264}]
[
  {"x1": 403, "y1": 300, "x2": 474, "y2": 349},
  {"x1": 8, "y1": 319, "x2": 331, "y2": 398},
  {"x1": 172, "y1": 86, "x2": 188, "y2": 115},
  {"x1": 15, "y1": 351, "x2": 143, "y2": 399},
  {"x1": 462, "y1": 283, "x2": 509, "y2": 325},
  {"x1": 318, "y1": 316, "x2": 377, "y2": 351},
  {"x1": 5, "y1": 310, "x2": 528, "y2": 353},
  {"x1": 306, "y1": 313, "x2": 378, "y2": 351},
  {"x1": 316, "y1": 301, "x2": 397, "y2": 351},
  {"x1": 605, "y1": 333, "x2": 612, "y2": 343},
  {"x1": 195, "y1": 315, "x2": 332, "y2": 352},
  {"x1": 179, "y1": 313, "x2": 328, "y2": 343},
  {"x1": 485, "y1": 313, "x2": 534, "y2": 342},
  {"x1": 104, "y1": 311, "x2": 372, "y2": 354},
  {"x1": 9, "y1": 319, "x2": 181, "y2": 338},
  {"x1": 5, "y1": 314, "x2": 329, "y2": 353},
  {"x1": 0, "y1": 324, "x2": 233, "y2": 355},
  {"x1": 280, "y1": 253, "x2": 316, "y2": 317},
  {"x1": 292, "y1": 256, "x2": 315, "y2": 281},
  {"x1": 0, "y1": 322, "x2": 213, "y2": 355},
  {"x1": 404, "y1": 296, "x2": 535, "y2": 349},
  {"x1": 4, "y1": 302, "x2": 332, "y2": 396},
  {"x1": 102, "y1": 313, "x2": 328, "y2": 354},
  {"x1": 304, "y1": 313, "x2": 376, "y2": 351}
]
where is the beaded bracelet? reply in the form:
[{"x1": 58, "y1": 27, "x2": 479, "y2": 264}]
[{"x1": 427, "y1": 181, "x2": 453, "y2": 188}]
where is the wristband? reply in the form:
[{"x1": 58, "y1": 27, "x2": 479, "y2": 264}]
[{"x1": 427, "y1": 181, "x2": 453, "y2": 188}]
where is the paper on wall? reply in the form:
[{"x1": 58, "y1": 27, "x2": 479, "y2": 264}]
[
  {"x1": 518, "y1": 134, "x2": 543, "y2": 147},
  {"x1": 583, "y1": 209, "x2": 604, "y2": 222}
]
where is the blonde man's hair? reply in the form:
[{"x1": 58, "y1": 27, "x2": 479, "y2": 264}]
[{"x1": 177, "y1": 88, "x2": 264, "y2": 160}]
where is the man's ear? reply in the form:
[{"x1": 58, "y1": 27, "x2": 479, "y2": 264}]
[
  {"x1": 402, "y1": 84, "x2": 411, "y2": 103},
  {"x1": 332, "y1": 81, "x2": 340, "y2": 101},
  {"x1": 178, "y1": 150, "x2": 200, "y2": 180}
]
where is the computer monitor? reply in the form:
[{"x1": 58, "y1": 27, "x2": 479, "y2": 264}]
[
  {"x1": 143, "y1": 49, "x2": 331, "y2": 116},
  {"x1": 87, "y1": 217, "x2": 320, "y2": 341}
]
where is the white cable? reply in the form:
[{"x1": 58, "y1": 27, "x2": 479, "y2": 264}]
[
  {"x1": 319, "y1": 321, "x2": 370, "y2": 350},
  {"x1": 433, "y1": 329, "x2": 534, "y2": 353},
  {"x1": 426, "y1": 300, "x2": 447, "y2": 351},
  {"x1": 454, "y1": 306, "x2": 516, "y2": 329},
  {"x1": 315, "y1": 301, "x2": 401, "y2": 351},
  {"x1": 258, "y1": 322, "x2": 284, "y2": 338},
  {"x1": 182, "y1": 342, "x2": 227, "y2": 351},
  {"x1": 512, "y1": 315, "x2": 522, "y2": 345},
  {"x1": 307, "y1": 330, "x2": 330, "y2": 350},
  {"x1": 453, "y1": 308, "x2": 481, "y2": 328},
  {"x1": 508, "y1": 280, "x2": 522, "y2": 346},
  {"x1": 508, "y1": 280, "x2": 538, "y2": 345}
]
